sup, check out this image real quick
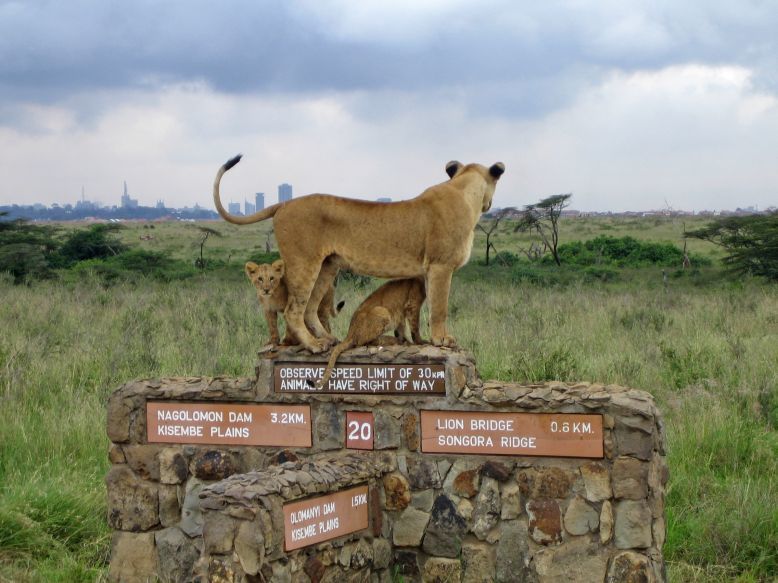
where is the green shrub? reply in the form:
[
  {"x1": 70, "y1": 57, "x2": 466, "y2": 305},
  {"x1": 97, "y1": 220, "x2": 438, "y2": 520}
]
[
  {"x1": 492, "y1": 250, "x2": 520, "y2": 266},
  {"x1": 56, "y1": 224, "x2": 126, "y2": 265},
  {"x1": 556, "y1": 235, "x2": 711, "y2": 268}
]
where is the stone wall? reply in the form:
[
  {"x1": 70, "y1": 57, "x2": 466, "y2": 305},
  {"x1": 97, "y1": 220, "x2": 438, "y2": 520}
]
[{"x1": 106, "y1": 346, "x2": 667, "y2": 582}]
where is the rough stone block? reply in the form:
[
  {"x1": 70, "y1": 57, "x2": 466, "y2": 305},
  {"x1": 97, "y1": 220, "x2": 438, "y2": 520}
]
[
  {"x1": 615, "y1": 500, "x2": 653, "y2": 549},
  {"x1": 202, "y1": 511, "x2": 237, "y2": 555},
  {"x1": 374, "y1": 410, "x2": 401, "y2": 450},
  {"x1": 159, "y1": 447, "x2": 188, "y2": 484},
  {"x1": 518, "y1": 467, "x2": 574, "y2": 499},
  {"x1": 580, "y1": 461, "x2": 612, "y2": 502},
  {"x1": 527, "y1": 498, "x2": 562, "y2": 545},
  {"x1": 534, "y1": 537, "x2": 608, "y2": 582},
  {"x1": 615, "y1": 423, "x2": 654, "y2": 460},
  {"x1": 402, "y1": 412, "x2": 420, "y2": 450},
  {"x1": 422, "y1": 558, "x2": 461, "y2": 583},
  {"x1": 422, "y1": 494, "x2": 468, "y2": 558},
  {"x1": 462, "y1": 542, "x2": 495, "y2": 583},
  {"x1": 613, "y1": 457, "x2": 649, "y2": 500},
  {"x1": 234, "y1": 518, "x2": 265, "y2": 576},
  {"x1": 191, "y1": 449, "x2": 238, "y2": 481},
  {"x1": 600, "y1": 500, "x2": 614, "y2": 544},
  {"x1": 563, "y1": 496, "x2": 599, "y2": 536},
  {"x1": 105, "y1": 465, "x2": 159, "y2": 532},
  {"x1": 383, "y1": 472, "x2": 411, "y2": 510},
  {"x1": 606, "y1": 550, "x2": 653, "y2": 583},
  {"x1": 471, "y1": 476, "x2": 500, "y2": 540},
  {"x1": 500, "y1": 481, "x2": 521, "y2": 520},
  {"x1": 159, "y1": 483, "x2": 182, "y2": 527},
  {"x1": 393, "y1": 507, "x2": 430, "y2": 547},
  {"x1": 155, "y1": 527, "x2": 200, "y2": 583},
  {"x1": 108, "y1": 531, "x2": 159, "y2": 582},
  {"x1": 406, "y1": 457, "x2": 442, "y2": 489},
  {"x1": 496, "y1": 520, "x2": 532, "y2": 583}
]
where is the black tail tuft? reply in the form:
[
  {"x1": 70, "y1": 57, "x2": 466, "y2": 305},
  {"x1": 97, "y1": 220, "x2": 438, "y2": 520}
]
[
  {"x1": 336, "y1": 300, "x2": 346, "y2": 312},
  {"x1": 305, "y1": 379, "x2": 315, "y2": 388},
  {"x1": 224, "y1": 154, "x2": 243, "y2": 171}
]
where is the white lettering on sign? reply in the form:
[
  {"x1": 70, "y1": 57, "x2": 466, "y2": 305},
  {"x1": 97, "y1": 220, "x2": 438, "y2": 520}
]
[
  {"x1": 352, "y1": 493, "x2": 368, "y2": 507},
  {"x1": 157, "y1": 425, "x2": 204, "y2": 437},
  {"x1": 157, "y1": 409, "x2": 223, "y2": 422},
  {"x1": 275, "y1": 364, "x2": 446, "y2": 394}
]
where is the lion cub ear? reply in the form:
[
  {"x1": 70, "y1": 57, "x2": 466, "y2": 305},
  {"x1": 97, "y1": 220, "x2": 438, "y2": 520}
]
[
  {"x1": 271, "y1": 259, "x2": 285, "y2": 276},
  {"x1": 489, "y1": 162, "x2": 505, "y2": 179},
  {"x1": 445, "y1": 160, "x2": 462, "y2": 179},
  {"x1": 245, "y1": 262, "x2": 259, "y2": 277}
]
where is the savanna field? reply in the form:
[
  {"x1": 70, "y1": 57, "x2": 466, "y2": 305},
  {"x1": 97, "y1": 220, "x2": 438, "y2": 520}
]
[{"x1": 0, "y1": 217, "x2": 776, "y2": 581}]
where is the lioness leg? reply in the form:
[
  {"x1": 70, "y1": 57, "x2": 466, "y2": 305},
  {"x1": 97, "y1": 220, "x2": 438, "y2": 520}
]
[
  {"x1": 426, "y1": 264, "x2": 456, "y2": 347},
  {"x1": 305, "y1": 259, "x2": 339, "y2": 346},
  {"x1": 283, "y1": 259, "x2": 329, "y2": 353}
]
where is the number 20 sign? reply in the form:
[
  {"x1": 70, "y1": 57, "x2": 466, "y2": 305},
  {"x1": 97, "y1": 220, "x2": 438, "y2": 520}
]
[{"x1": 345, "y1": 411, "x2": 374, "y2": 450}]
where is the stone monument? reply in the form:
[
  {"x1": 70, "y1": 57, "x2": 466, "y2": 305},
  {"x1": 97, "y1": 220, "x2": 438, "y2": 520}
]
[{"x1": 106, "y1": 344, "x2": 667, "y2": 582}]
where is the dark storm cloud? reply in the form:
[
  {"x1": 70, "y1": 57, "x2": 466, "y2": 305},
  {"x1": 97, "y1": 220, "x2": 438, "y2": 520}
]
[{"x1": 1, "y1": 0, "x2": 776, "y2": 110}]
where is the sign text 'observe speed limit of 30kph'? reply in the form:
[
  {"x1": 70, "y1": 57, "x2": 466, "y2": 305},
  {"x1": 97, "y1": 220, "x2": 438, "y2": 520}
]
[
  {"x1": 420, "y1": 411, "x2": 603, "y2": 458},
  {"x1": 274, "y1": 363, "x2": 446, "y2": 394}
]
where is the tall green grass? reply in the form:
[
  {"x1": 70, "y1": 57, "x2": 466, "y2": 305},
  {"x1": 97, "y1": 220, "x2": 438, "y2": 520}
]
[{"x1": 0, "y1": 258, "x2": 776, "y2": 580}]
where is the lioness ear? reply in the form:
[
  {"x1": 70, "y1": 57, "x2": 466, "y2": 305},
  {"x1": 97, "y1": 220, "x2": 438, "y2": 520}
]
[
  {"x1": 489, "y1": 162, "x2": 505, "y2": 179},
  {"x1": 445, "y1": 160, "x2": 462, "y2": 179},
  {"x1": 272, "y1": 259, "x2": 285, "y2": 276},
  {"x1": 245, "y1": 262, "x2": 258, "y2": 276}
]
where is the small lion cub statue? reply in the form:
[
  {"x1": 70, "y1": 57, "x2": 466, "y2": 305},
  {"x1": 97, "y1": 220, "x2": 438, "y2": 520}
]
[
  {"x1": 245, "y1": 260, "x2": 340, "y2": 346},
  {"x1": 312, "y1": 278, "x2": 426, "y2": 389}
]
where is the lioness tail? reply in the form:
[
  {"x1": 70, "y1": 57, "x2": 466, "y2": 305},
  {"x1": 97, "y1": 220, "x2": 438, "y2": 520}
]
[
  {"x1": 213, "y1": 155, "x2": 283, "y2": 225},
  {"x1": 315, "y1": 339, "x2": 354, "y2": 390}
]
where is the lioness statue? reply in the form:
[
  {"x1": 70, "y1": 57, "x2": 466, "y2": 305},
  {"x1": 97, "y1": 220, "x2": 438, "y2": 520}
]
[
  {"x1": 215, "y1": 155, "x2": 504, "y2": 353},
  {"x1": 311, "y1": 277, "x2": 426, "y2": 390},
  {"x1": 245, "y1": 259, "x2": 341, "y2": 346}
]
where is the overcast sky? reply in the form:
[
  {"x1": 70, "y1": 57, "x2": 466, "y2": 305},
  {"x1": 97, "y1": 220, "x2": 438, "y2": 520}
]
[{"x1": 1, "y1": 0, "x2": 776, "y2": 212}]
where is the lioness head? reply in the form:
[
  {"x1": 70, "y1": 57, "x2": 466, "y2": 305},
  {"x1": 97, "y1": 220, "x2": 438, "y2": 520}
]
[
  {"x1": 445, "y1": 160, "x2": 505, "y2": 212},
  {"x1": 245, "y1": 260, "x2": 284, "y2": 297}
]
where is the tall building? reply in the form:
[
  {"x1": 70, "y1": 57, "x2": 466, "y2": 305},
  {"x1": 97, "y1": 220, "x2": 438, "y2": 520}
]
[
  {"x1": 278, "y1": 183, "x2": 293, "y2": 203},
  {"x1": 228, "y1": 202, "x2": 241, "y2": 215},
  {"x1": 156, "y1": 200, "x2": 165, "y2": 209},
  {"x1": 120, "y1": 181, "x2": 139, "y2": 209},
  {"x1": 244, "y1": 200, "x2": 255, "y2": 215},
  {"x1": 255, "y1": 192, "x2": 265, "y2": 211}
]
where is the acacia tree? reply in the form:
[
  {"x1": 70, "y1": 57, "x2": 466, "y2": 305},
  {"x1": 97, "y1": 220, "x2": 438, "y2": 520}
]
[
  {"x1": 194, "y1": 226, "x2": 222, "y2": 270},
  {"x1": 514, "y1": 194, "x2": 572, "y2": 266},
  {"x1": 686, "y1": 211, "x2": 778, "y2": 280},
  {"x1": 476, "y1": 207, "x2": 514, "y2": 265}
]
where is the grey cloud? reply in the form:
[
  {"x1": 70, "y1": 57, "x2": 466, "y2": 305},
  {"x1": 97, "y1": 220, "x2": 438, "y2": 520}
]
[{"x1": 1, "y1": 0, "x2": 777, "y2": 112}]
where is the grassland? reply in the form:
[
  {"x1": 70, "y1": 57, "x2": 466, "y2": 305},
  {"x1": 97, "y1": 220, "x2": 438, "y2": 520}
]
[{"x1": 0, "y1": 217, "x2": 776, "y2": 581}]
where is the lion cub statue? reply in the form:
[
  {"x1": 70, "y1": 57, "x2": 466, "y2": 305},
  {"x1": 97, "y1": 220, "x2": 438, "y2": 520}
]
[
  {"x1": 245, "y1": 260, "x2": 341, "y2": 346},
  {"x1": 313, "y1": 278, "x2": 426, "y2": 390}
]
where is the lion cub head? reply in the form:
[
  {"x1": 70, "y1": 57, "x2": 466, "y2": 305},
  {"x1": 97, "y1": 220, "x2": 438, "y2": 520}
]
[{"x1": 245, "y1": 260, "x2": 285, "y2": 298}]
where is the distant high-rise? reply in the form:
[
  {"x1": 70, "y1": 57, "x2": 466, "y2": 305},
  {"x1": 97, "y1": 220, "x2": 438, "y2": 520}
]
[
  {"x1": 121, "y1": 181, "x2": 139, "y2": 209},
  {"x1": 278, "y1": 183, "x2": 293, "y2": 203},
  {"x1": 228, "y1": 201, "x2": 242, "y2": 215},
  {"x1": 244, "y1": 200, "x2": 255, "y2": 215},
  {"x1": 156, "y1": 200, "x2": 165, "y2": 209},
  {"x1": 255, "y1": 192, "x2": 265, "y2": 211}
]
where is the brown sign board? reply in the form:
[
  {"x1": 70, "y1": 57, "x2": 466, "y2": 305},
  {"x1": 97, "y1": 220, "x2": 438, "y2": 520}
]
[
  {"x1": 146, "y1": 402, "x2": 312, "y2": 447},
  {"x1": 284, "y1": 484, "x2": 369, "y2": 551},
  {"x1": 420, "y1": 411, "x2": 603, "y2": 458},
  {"x1": 345, "y1": 411, "x2": 374, "y2": 450},
  {"x1": 274, "y1": 362, "x2": 445, "y2": 395}
]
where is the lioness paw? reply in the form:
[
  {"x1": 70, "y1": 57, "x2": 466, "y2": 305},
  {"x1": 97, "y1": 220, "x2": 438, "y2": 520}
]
[{"x1": 432, "y1": 335, "x2": 458, "y2": 348}]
